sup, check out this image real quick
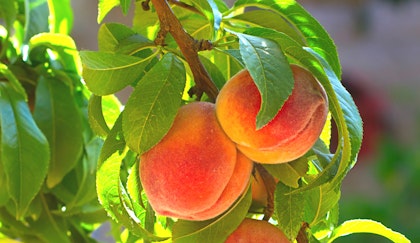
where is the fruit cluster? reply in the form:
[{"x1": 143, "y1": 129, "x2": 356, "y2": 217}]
[{"x1": 140, "y1": 64, "x2": 328, "y2": 240}]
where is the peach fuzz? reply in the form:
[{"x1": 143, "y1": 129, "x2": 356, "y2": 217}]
[
  {"x1": 215, "y1": 64, "x2": 328, "y2": 164},
  {"x1": 140, "y1": 102, "x2": 253, "y2": 221},
  {"x1": 225, "y1": 218, "x2": 290, "y2": 243}
]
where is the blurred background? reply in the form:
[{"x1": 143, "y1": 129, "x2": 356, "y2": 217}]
[{"x1": 71, "y1": 0, "x2": 420, "y2": 241}]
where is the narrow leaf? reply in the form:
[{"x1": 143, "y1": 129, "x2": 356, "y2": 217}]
[
  {"x1": 33, "y1": 77, "x2": 84, "y2": 188},
  {"x1": 47, "y1": 0, "x2": 73, "y2": 34},
  {"x1": 88, "y1": 95, "x2": 111, "y2": 137},
  {"x1": 121, "y1": 0, "x2": 132, "y2": 15},
  {"x1": 237, "y1": 32, "x2": 293, "y2": 129},
  {"x1": 0, "y1": 82, "x2": 49, "y2": 219},
  {"x1": 80, "y1": 51, "x2": 155, "y2": 95},
  {"x1": 0, "y1": 63, "x2": 27, "y2": 100},
  {"x1": 123, "y1": 53, "x2": 185, "y2": 154},
  {"x1": 274, "y1": 183, "x2": 305, "y2": 241},
  {"x1": 172, "y1": 186, "x2": 252, "y2": 243},
  {"x1": 328, "y1": 219, "x2": 411, "y2": 243}
]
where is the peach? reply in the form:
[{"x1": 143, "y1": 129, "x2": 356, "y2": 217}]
[
  {"x1": 140, "y1": 102, "x2": 253, "y2": 221},
  {"x1": 215, "y1": 64, "x2": 328, "y2": 164},
  {"x1": 225, "y1": 218, "x2": 290, "y2": 243}
]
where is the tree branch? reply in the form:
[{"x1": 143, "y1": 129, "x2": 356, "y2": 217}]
[{"x1": 149, "y1": 0, "x2": 219, "y2": 101}]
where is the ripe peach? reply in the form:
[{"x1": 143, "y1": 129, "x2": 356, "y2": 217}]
[
  {"x1": 215, "y1": 64, "x2": 328, "y2": 164},
  {"x1": 225, "y1": 218, "x2": 290, "y2": 243},
  {"x1": 140, "y1": 102, "x2": 253, "y2": 221}
]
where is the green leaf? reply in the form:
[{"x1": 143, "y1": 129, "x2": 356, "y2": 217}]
[
  {"x1": 28, "y1": 33, "x2": 81, "y2": 75},
  {"x1": 80, "y1": 51, "x2": 156, "y2": 95},
  {"x1": 0, "y1": 63, "x2": 27, "y2": 100},
  {"x1": 236, "y1": 32, "x2": 293, "y2": 129},
  {"x1": 303, "y1": 184, "x2": 340, "y2": 227},
  {"x1": 226, "y1": 10, "x2": 303, "y2": 44},
  {"x1": 198, "y1": 55, "x2": 226, "y2": 90},
  {"x1": 232, "y1": 0, "x2": 341, "y2": 78},
  {"x1": 121, "y1": 0, "x2": 132, "y2": 15},
  {"x1": 24, "y1": 0, "x2": 49, "y2": 43},
  {"x1": 96, "y1": 117, "x2": 167, "y2": 242},
  {"x1": 0, "y1": 0, "x2": 17, "y2": 32},
  {"x1": 263, "y1": 157, "x2": 308, "y2": 188},
  {"x1": 328, "y1": 219, "x2": 411, "y2": 243},
  {"x1": 172, "y1": 186, "x2": 252, "y2": 243},
  {"x1": 0, "y1": 82, "x2": 49, "y2": 219},
  {"x1": 98, "y1": 0, "x2": 120, "y2": 23},
  {"x1": 123, "y1": 53, "x2": 185, "y2": 154},
  {"x1": 274, "y1": 182, "x2": 305, "y2": 241},
  {"x1": 132, "y1": 2, "x2": 159, "y2": 40},
  {"x1": 47, "y1": 0, "x2": 73, "y2": 34},
  {"x1": 88, "y1": 95, "x2": 111, "y2": 137},
  {"x1": 28, "y1": 196, "x2": 71, "y2": 243},
  {"x1": 33, "y1": 76, "x2": 84, "y2": 188}
]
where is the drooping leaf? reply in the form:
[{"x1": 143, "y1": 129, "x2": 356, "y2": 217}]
[
  {"x1": 88, "y1": 95, "x2": 111, "y2": 137},
  {"x1": 226, "y1": 10, "x2": 303, "y2": 44},
  {"x1": 232, "y1": 0, "x2": 341, "y2": 78},
  {"x1": 80, "y1": 51, "x2": 156, "y2": 95},
  {"x1": 0, "y1": 82, "x2": 49, "y2": 219},
  {"x1": 172, "y1": 186, "x2": 252, "y2": 243},
  {"x1": 33, "y1": 76, "x2": 84, "y2": 188},
  {"x1": 0, "y1": 63, "x2": 27, "y2": 100},
  {"x1": 263, "y1": 157, "x2": 308, "y2": 188},
  {"x1": 198, "y1": 54, "x2": 226, "y2": 90},
  {"x1": 123, "y1": 53, "x2": 185, "y2": 154},
  {"x1": 328, "y1": 219, "x2": 411, "y2": 243},
  {"x1": 24, "y1": 0, "x2": 49, "y2": 43},
  {"x1": 236, "y1": 32, "x2": 293, "y2": 129},
  {"x1": 274, "y1": 182, "x2": 305, "y2": 241},
  {"x1": 47, "y1": 0, "x2": 73, "y2": 34}
]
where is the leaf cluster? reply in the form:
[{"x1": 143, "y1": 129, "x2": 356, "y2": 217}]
[{"x1": 0, "y1": 1, "x2": 113, "y2": 242}]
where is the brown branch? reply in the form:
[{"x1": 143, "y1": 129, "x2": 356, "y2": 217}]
[
  {"x1": 150, "y1": 0, "x2": 218, "y2": 101},
  {"x1": 296, "y1": 222, "x2": 309, "y2": 243},
  {"x1": 255, "y1": 164, "x2": 276, "y2": 221}
]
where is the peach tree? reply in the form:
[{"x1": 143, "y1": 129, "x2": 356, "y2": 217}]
[{"x1": 0, "y1": 0, "x2": 411, "y2": 242}]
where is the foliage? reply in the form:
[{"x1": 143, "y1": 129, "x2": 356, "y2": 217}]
[
  {"x1": 0, "y1": 0, "x2": 112, "y2": 242},
  {"x1": 0, "y1": 0, "x2": 411, "y2": 242}
]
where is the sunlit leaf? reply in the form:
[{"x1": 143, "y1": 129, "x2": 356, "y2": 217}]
[
  {"x1": 28, "y1": 33, "x2": 81, "y2": 73},
  {"x1": 0, "y1": 82, "x2": 49, "y2": 219},
  {"x1": 328, "y1": 219, "x2": 411, "y2": 243},
  {"x1": 236, "y1": 32, "x2": 293, "y2": 129},
  {"x1": 123, "y1": 53, "x2": 185, "y2": 154},
  {"x1": 47, "y1": 0, "x2": 73, "y2": 34},
  {"x1": 172, "y1": 186, "x2": 252, "y2": 243},
  {"x1": 98, "y1": 0, "x2": 120, "y2": 23}
]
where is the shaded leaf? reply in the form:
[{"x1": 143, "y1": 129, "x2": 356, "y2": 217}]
[
  {"x1": 237, "y1": 32, "x2": 293, "y2": 129},
  {"x1": 0, "y1": 82, "x2": 49, "y2": 219},
  {"x1": 263, "y1": 157, "x2": 308, "y2": 188},
  {"x1": 0, "y1": 0, "x2": 17, "y2": 31},
  {"x1": 123, "y1": 53, "x2": 185, "y2": 154},
  {"x1": 33, "y1": 77, "x2": 84, "y2": 188},
  {"x1": 24, "y1": 0, "x2": 49, "y2": 43}
]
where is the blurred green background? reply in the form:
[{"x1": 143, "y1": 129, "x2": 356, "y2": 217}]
[{"x1": 70, "y1": 0, "x2": 420, "y2": 241}]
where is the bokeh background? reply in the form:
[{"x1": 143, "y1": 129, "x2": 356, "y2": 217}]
[{"x1": 71, "y1": 0, "x2": 420, "y2": 241}]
